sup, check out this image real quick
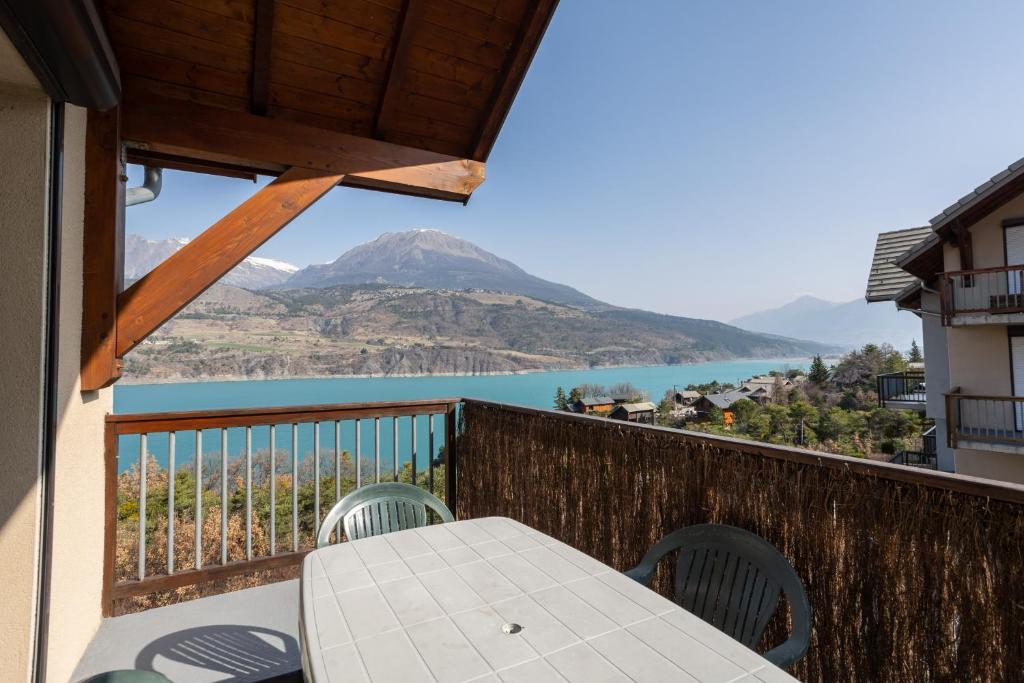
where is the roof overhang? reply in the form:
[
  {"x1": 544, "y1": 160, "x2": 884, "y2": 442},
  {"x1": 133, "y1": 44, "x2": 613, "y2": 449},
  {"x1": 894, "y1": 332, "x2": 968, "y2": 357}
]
[
  {"x1": 865, "y1": 226, "x2": 932, "y2": 301},
  {"x1": 94, "y1": 0, "x2": 560, "y2": 202}
]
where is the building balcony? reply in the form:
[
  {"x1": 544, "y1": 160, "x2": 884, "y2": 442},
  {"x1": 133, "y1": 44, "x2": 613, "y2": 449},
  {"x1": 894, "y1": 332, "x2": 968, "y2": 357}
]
[
  {"x1": 947, "y1": 391, "x2": 1024, "y2": 454},
  {"x1": 876, "y1": 370, "x2": 927, "y2": 411},
  {"x1": 940, "y1": 265, "x2": 1024, "y2": 325},
  {"x1": 72, "y1": 397, "x2": 1024, "y2": 682}
]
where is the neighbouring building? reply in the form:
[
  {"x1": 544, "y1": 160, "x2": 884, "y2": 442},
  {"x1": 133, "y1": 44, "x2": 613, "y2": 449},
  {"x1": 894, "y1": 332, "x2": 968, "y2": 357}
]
[
  {"x1": 672, "y1": 390, "x2": 702, "y2": 407},
  {"x1": 691, "y1": 390, "x2": 752, "y2": 423},
  {"x1": 609, "y1": 402, "x2": 657, "y2": 424},
  {"x1": 867, "y1": 159, "x2": 1024, "y2": 484},
  {"x1": 572, "y1": 396, "x2": 616, "y2": 415}
]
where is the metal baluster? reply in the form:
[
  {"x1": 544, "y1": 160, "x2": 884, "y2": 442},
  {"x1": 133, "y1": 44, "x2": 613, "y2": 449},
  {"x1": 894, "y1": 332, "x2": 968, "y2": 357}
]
[
  {"x1": 335, "y1": 420, "x2": 342, "y2": 541},
  {"x1": 167, "y1": 432, "x2": 175, "y2": 575},
  {"x1": 314, "y1": 422, "x2": 321, "y2": 538},
  {"x1": 292, "y1": 423, "x2": 298, "y2": 552},
  {"x1": 139, "y1": 433, "x2": 147, "y2": 581},
  {"x1": 221, "y1": 429, "x2": 228, "y2": 565},
  {"x1": 245, "y1": 426, "x2": 252, "y2": 561},
  {"x1": 270, "y1": 425, "x2": 276, "y2": 556},
  {"x1": 393, "y1": 416, "x2": 399, "y2": 482},
  {"x1": 355, "y1": 419, "x2": 362, "y2": 489},
  {"x1": 374, "y1": 417, "x2": 380, "y2": 483},
  {"x1": 195, "y1": 430, "x2": 202, "y2": 570},
  {"x1": 411, "y1": 415, "x2": 417, "y2": 486},
  {"x1": 428, "y1": 414, "x2": 435, "y2": 495}
]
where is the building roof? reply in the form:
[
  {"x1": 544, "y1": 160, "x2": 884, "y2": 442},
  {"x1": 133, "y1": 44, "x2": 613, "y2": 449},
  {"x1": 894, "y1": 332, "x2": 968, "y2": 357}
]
[
  {"x1": 675, "y1": 390, "x2": 701, "y2": 399},
  {"x1": 865, "y1": 227, "x2": 932, "y2": 302},
  {"x1": 928, "y1": 156, "x2": 1024, "y2": 229},
  {"x1": 900, "y1": 156, "x2": 1024, "y2": 279},
  {"x1": 613, "y1": 402, "x2": 657, "y2": 413},
  {"x1": 700, "y1": 391, "x2": 750, "y2": 410},
  {"x1": 578, "y1": 396, "x2": 615, "y2": 406}
]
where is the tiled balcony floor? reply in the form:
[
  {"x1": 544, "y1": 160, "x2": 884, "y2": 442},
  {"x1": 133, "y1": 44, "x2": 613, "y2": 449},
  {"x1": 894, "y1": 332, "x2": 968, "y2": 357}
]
[{"x1": 73, "y1": 580, "x2": 302, "y2": 682}]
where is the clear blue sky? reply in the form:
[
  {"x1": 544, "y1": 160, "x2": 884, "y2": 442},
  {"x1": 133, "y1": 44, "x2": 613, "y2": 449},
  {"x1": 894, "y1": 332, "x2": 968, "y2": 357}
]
[{"x1": 126, "y1": 0, "x2": 1024, "y2": 320}]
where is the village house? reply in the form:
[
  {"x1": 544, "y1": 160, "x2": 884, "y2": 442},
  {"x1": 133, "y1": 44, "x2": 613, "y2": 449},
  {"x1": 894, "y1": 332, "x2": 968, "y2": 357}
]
[
  {"x1": 571, "y1": 395, "x2": 616, "y2": 415},
  {"x1": 609, "y1": 401, "x2": 657, "y2": 424}
]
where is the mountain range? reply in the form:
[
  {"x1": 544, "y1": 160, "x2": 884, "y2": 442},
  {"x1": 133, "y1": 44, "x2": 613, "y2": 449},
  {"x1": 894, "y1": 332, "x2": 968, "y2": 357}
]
[
  {"x1": 125, "y1": 234, "x2": 298, "y2": 290},
  {"x1": 729, "y1": 295, "x2": 920, "y2": 351},
  {"x1": 121, "y1": 230, "x2": 833, "y2": 380}
]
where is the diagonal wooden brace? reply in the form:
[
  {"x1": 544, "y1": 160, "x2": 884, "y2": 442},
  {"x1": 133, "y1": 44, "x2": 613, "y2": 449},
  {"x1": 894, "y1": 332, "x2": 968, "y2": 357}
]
[{"x1": 115, "y1": 167, "x2": 343, "y2": 357}]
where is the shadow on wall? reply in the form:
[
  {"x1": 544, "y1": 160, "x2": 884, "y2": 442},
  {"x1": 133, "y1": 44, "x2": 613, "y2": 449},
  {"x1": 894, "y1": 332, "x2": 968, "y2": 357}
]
[{"x1": 134, "y1": 625, "x2": 300, "y2": 682}]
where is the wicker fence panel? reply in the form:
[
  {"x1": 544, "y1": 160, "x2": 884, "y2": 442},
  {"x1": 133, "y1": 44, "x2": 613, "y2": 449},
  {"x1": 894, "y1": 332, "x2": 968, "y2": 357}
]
[{"x1": 456, "y1": 400, "x2": 1024, "y2": 682}]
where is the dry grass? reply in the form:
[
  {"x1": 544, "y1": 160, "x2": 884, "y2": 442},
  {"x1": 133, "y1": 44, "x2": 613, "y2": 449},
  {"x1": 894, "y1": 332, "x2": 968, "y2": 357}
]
[{"x1": 457, "y1": 400, "x2": 1024, "y2": 682}]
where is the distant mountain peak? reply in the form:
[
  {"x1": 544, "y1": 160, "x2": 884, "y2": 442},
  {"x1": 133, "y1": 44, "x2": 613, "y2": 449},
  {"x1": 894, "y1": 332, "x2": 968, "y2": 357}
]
[
  {"x1": 729, "y1": 295, "x2": 920, "y2": 350},
  {"x1": 124, "y1": 234, "x2": 298, "y2": 289},
  {"x1": 282, "y1": 230, "x2": 598, "y2": 308}
]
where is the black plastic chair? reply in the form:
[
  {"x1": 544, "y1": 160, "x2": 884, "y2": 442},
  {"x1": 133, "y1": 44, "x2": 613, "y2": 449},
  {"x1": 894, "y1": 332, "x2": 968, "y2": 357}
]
[{"x1": 624, "y1": 523, "x2": 811, "y2": 669}]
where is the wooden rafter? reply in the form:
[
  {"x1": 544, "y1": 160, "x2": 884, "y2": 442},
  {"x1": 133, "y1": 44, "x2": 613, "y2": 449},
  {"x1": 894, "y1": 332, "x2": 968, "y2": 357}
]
[
  {"x1": 81, "y1": 106, "x2": 125, "y2": 391},
  {"x1": 471, "y1": 0, "x2": 559, "y2": 161},
  {"x1": 121, "y1": 94, "x2": 485, "y2": 201},
  {"x1": 374, "y1": 0, "x2": 423, "y2": 138},
  {"x1": 250, "y1": 0, "x2": 275, "y2": 116},
  {"x1": 115, "y1": 167, "x2": 343, "y2": 357}
]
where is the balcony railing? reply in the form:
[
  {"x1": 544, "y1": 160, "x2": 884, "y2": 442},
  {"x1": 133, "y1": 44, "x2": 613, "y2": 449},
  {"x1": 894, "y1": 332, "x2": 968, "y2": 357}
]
[
  {"x1": 876, "y1": 370, "x2": 926, "y2": 409},
  {"x1": 456, "y1": 398, "x2": 1024, "y2": 682},
  {"x1": 940, "y1": 264, "x2": 1024, "y2": 323},
  {"x1": 103, "y1": 396, "x2": 1024, "y2": 681},
  {"x1": 946, "y1": 391, "x2": 1024, "y2": 448},
  {"x1": 103, "y1": 398, "x2": 458, "y2": 616}
]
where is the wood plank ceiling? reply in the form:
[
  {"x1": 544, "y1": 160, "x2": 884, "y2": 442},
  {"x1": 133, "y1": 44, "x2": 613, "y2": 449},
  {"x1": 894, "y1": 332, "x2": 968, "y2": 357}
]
[{"x1": 99, "y1": 0, "x2": 557, "y2": 167}]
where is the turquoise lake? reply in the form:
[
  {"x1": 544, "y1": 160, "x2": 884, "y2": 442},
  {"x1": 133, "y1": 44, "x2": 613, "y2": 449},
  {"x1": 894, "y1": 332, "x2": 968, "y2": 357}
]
[{"x1": 113, "y1": 358, "x2": 806, "y2": 474}]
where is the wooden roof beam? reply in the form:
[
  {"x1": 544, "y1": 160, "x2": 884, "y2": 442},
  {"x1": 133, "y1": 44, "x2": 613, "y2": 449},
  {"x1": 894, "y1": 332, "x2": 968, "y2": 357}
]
[
  {"x1": 250, "y1": 0, "x2": 274, "y2": 116},
  {"x1": 375, "y1": 0, "x2": 423, "y2": 139},
  {"x1": 115, "y1": 167, "x2": 342, "y2": 357},
  {"x1": 471, "y1": 0, "x2": 559, "y2": 161},
  {"x1": 122, "y1": 93, "x2": 484, "y2": 202}
]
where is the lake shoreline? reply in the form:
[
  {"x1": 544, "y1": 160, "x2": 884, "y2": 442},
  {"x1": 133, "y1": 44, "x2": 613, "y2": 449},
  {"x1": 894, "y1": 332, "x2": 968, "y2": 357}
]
[{"x1": 116, "y1": 356, "x2": 815, "y2": 387}]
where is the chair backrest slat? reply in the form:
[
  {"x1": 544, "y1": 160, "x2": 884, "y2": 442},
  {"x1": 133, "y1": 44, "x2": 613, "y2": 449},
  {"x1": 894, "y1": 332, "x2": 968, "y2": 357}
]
[{"x1": 316, "y1": 482, "x2": 454, "y2": 547}]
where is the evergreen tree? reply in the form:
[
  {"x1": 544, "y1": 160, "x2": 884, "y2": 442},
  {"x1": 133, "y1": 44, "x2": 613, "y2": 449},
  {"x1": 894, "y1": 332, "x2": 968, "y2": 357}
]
[
  {"x1": 808, "y1": 355, "x2": 829, "y2": 386},
  {"x1": 907, "y1": 339, "x2": 923, "y2": 364},
  {"x1": 568, "y1": 387, "x2": 583, "y2": 404},
  {"x1": 553, "y1": 386, "x2": 568, "y2": 410}
]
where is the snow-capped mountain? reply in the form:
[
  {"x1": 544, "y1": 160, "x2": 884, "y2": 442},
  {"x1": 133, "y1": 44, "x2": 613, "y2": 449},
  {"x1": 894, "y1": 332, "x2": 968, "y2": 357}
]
[{"x1": 124, "y1": 234, "x2": 298, "y2": 290}]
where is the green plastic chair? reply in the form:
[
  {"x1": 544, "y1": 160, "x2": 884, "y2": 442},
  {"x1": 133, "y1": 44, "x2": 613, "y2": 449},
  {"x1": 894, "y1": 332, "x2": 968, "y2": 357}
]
[
  {"x1": 80, "y1": 671, "x2": 172, "y2": 683},
  {"x1": 316, "y1": 482, "x2": 454, "y2": 547},
  {"x1": 624, "y1": 524, "x2": 811, "y2": 669}
]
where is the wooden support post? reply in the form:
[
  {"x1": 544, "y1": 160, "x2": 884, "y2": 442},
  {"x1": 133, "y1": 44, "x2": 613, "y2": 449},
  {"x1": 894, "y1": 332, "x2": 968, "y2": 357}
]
[
  {"x1": 81, "y1": 106, "x2": 125, "y2": 391},
  {"x1": 115, "y1": 167, "x2": 343, "y2": 356},
  {"x1": 445, "y1": 405, "x2": 458, "y2": 518}
]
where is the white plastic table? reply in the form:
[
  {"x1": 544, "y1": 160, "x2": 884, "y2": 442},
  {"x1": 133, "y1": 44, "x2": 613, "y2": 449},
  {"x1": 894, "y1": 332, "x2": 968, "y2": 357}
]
[{"x1": 300, "y1": 517, "x2": 798, "y2": 682}]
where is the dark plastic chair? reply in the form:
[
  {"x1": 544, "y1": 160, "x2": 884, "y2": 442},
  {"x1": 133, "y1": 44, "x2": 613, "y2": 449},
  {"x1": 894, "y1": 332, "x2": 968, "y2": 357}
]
[
  {"x1": 316, "y1": 482, "x2": 454, "y2": 547},
  {"x1": 80, "y1": 671, "x2": 172, "y2": 683},
  {"x1": 624, "y1": 523, "x2": 811, "y2": 669}
]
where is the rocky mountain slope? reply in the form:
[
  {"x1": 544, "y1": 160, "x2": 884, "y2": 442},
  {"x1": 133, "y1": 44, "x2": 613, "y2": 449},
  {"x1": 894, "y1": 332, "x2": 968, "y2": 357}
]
[
  {"x1": 281, "y1": 230, "x2": 600, "y2": 308},
  {"x1": 124, "y1": 283, "x2": 833, "y2": 381},
  {"x1": 125, "y1": 234, "x2": 298, "y2": 290},
  {"x1": 729, "y1": 295, "x2": 920, "y2": 351}
]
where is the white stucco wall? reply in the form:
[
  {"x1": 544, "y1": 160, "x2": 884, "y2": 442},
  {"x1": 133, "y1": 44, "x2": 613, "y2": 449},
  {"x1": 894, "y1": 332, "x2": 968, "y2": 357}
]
[
  {"x1": 0, "y1": 33, "x2": 52, "y2": 683},
  {"x1": 45, "y1": 104, "x2": 114, "y2": 682}
]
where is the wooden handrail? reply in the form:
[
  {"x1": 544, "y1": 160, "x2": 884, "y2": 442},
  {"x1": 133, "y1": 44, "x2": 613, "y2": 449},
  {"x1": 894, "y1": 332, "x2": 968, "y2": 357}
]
[{"x1": 107, "y1": 398, "x2": 461, "y2": 435}]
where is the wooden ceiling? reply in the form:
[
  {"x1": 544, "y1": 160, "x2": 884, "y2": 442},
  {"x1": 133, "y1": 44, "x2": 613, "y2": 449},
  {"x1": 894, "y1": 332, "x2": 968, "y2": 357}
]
[{"x1": 99, "y1": 0, "x2": 557, "y2": 188}]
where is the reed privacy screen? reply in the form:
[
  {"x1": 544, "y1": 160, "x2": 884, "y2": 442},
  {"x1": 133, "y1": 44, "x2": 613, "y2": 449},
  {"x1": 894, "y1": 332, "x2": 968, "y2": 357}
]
[{"x1": 456, "y1": 399, "x2": 1024, "y2": 682}]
